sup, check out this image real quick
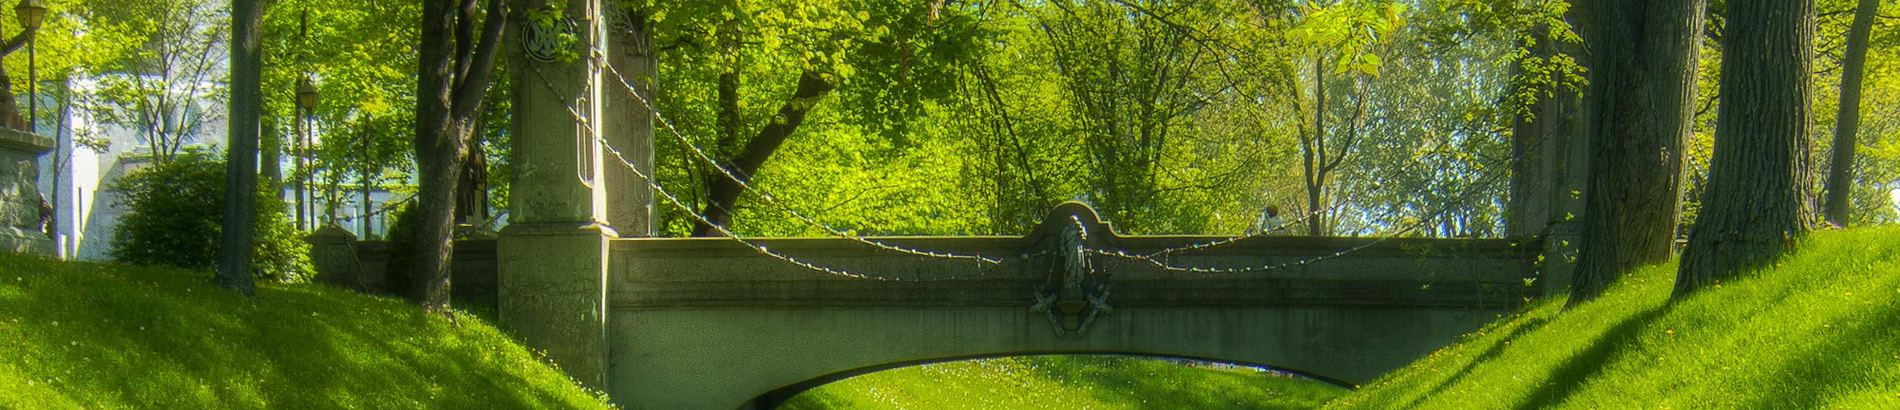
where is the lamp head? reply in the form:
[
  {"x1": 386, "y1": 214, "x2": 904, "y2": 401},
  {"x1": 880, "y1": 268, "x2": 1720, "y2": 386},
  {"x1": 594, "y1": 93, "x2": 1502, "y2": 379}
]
[
  {"x1": 14, "y1": 0, "x2": 43, "y2": 33},
  {"x1": 296, "y1": 77, "x2": 319, "y2": 111}
]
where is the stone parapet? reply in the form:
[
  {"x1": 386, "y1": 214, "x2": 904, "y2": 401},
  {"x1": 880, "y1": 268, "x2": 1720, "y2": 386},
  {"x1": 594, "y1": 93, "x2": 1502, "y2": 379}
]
[{"x1": 0, "y1": 128, "x2": 53, "y2": 256}]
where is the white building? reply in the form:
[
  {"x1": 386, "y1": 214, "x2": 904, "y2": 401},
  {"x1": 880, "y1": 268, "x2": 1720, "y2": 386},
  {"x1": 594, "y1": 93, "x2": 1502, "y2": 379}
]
[{"x1": 37, "y1": 73, "x2": 404, "y2": 261}]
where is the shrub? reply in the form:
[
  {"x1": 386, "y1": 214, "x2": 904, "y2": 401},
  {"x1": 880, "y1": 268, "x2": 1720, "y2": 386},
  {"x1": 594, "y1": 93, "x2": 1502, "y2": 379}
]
[
  {"x1": 110, "y1": 150, "x2": 312, "y2": 282},
  {"x1": 383, "y1": 201, "x2": 421, "y2": 296}
]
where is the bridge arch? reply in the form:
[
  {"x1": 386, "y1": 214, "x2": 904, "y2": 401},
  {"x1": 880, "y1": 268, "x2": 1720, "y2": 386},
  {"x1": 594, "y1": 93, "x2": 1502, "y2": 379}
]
[
  {"x1": 606, "y1": 297, "x2": 1508, "y2": 410},
  {"x1": 747, "y1": 351, "x2": 1356, "y2": 408}
]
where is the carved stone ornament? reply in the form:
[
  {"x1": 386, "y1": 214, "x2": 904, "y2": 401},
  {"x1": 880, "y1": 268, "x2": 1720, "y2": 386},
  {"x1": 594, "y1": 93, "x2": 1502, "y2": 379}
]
[
  {"x1": 520, "y1": 14, "x2": 576, "y2": 63},
  {"x1": 1029, "y1": 211, "x2": 1113, "y2": 336}
]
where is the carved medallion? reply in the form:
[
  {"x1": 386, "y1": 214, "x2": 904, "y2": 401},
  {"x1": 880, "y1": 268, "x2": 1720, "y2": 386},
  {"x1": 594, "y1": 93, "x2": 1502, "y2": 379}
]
[{"x1": 520, "y1": 15, "x2": 575, "y2": 63}]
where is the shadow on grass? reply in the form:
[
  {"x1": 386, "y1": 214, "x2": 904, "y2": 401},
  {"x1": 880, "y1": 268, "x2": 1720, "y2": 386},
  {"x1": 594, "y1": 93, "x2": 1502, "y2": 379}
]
[
  {"x1": 1742, "y1": 293, "x2": 1900, "y2": 408},
  {"x1": 1402, "y1": 316, "x2": 1551, "y2": 408},
  {"x1": 1511, "y1": 305, "x2": 1668, "y2": 410},
  {"x1": 0, "y1": 257, "x2": 596, "y2": 409}
]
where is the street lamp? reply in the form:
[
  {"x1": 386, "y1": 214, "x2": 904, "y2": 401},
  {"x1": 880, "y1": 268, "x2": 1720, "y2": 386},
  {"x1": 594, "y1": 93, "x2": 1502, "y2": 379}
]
[
  {"x1": 14, "y1": 0, "x2": 42, "y2": 131},
  {"x1": 15, "y1": 0, "x2": 42, "y2": 29},
  {"x1": 296, "y1": 77, "x2": 318, "y2": 112},
  {"x1": 295, "y1": 77, "x2": 318, "y2": 229}
]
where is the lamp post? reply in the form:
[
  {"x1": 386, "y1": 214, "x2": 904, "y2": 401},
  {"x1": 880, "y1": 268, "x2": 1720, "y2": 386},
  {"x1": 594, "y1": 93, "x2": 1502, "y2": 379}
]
[
  {"x1": 295, "y1": 77, "x2": 317, "y2": 229},
  {"x1": 14, "y1": 0, "x2": 42, "y2": 131}
]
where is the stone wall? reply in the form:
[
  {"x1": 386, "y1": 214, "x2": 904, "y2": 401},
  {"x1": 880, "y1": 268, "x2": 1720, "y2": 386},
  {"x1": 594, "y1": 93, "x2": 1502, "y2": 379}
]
[
  {"x1": 307, "y1": 228, "x2": 499, "y2": 311},
  {"x1": 0, "y1": 128, "x2": 53, "y2": 255}
]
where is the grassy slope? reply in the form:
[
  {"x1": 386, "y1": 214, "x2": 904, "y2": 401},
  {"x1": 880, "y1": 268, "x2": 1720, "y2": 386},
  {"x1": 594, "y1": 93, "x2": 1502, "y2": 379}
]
[
  {"x1": 1330, "y1": 227, "x2": 1900, "y2": 409},
  {"x1": 0, "y1": 253, "x2": 614, "y2": 409},
  {"x1": 780, "y1": 355, "x2": 1348, "y2": 409}
]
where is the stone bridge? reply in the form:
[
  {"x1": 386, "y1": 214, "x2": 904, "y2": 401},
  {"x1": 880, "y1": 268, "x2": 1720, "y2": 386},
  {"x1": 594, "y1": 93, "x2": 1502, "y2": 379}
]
[
  {"x1": 600, "y1": 203, "x2": 1537, "y2": 409},
  {"x1": 479, "y1": 1, "x2": 1579, "y2": 408}
]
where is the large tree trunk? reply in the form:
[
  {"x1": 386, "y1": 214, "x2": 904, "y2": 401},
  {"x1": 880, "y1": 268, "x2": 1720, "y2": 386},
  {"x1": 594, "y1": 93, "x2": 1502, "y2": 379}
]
[
  {"x1": 1821, "y1": 0, "x2": 1879, "y2": 226},
  {"x1": 690, "y1": 70, "x2": 833, "y2": 237},
  {"x1": 216, "y1": 0, "x2": 263, "y2": 295},
  {"x1": 1566, "y1": 0, "x2": 1705, "y2": 306},
  {"x1": 405, "y1": 0, "x2": 504, "y2": 310},
  {"x1": 1675, "y1": 0, "x2": 1816, "y2": 297}
]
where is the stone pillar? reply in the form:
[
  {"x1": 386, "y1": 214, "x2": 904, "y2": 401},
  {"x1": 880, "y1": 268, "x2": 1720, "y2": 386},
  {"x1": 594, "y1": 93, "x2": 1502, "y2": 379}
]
[
  {"x1": 499, "y1": 0, "x2": 617, "y2": 390},
  {"x1": 1505, "y1": 33, "x2": 1589, "y2": 296},
  {"x1": 306, "y1": 224, "x2": 362, "y2": 289},
  {"x1": 601, "y1": 5, "x2": 656, "y2": 237},
  {"x1": 0, "y1": 128, "x2": 53, "y2": 255}
]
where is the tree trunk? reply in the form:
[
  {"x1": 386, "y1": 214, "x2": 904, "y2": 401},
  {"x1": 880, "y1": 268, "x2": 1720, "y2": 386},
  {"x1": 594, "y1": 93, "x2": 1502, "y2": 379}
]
[
  {"x1": 406, "y1": 0, "x2": 505, "y2": 310},
  {"x1": 1821, "y1": 0, "x2": 1879, "y2": 226},
  {"x1": 261, "y1": 115, "x2": 282, "y2": 194},
  {"x1": 1567, "y1": 0, "x2": 1704, "y2": 306},
  {"x1": 361, "y1": 118, "x2": 374, "y2": 237},
  {"x1": 216, "y1": 0, "x2": 263, "y2": 295},
  {"x1": 690, "y1": 70, "x2": 833, "y2": 236},
  {"x1": 1303, "y1": 56, "x2": 1326, "y2": 237},
  {"x1": 1675, "y1": 0, "x2": 1816, "y2": 297}
]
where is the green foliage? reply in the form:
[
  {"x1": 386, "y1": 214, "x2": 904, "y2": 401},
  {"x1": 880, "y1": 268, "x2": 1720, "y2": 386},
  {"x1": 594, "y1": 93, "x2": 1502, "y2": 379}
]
[
  {"x1": 0, "y1": 253, "x2": 614, "y2": 408},
  {"x1": 783, "y1": 355, "x2": 1348, "y2": 409},
  {"x1": 261, "y1": 0, "x2": 424, "y2": 222},
  {"x1": 79, "y1": 0, "x2": 230, "y2": 161},
  {"x1": 1330, "y1": 228, "x2": 1900, "y2": 409},
  {"x1": 381, "y1": 201, "x2": 421, "y2": 296},
  {"x1": 108, "y1": 150, "x2": 311, "y2": 282},
  {"x1": 624, "y1": 0, "x2": 1597, "y2": 238}
]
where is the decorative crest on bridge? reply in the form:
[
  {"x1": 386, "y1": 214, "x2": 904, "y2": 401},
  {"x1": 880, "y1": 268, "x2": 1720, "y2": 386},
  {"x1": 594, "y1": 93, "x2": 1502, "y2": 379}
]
[{"x1": 1027, "y1": 202, "x2": 1114, "y2": 336}]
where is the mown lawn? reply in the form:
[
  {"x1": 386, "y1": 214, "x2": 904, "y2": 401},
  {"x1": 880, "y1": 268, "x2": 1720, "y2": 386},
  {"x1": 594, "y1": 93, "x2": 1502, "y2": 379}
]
[
  {"x1": 780, "y1": 354, "x2": 1348, "y2": 409},
  {"x1": 0, "y1": 253, "x2": 614, "y2": 409},
  {"x1": 1329, "y1": 227, "x2": 1900, "y2": 409}
]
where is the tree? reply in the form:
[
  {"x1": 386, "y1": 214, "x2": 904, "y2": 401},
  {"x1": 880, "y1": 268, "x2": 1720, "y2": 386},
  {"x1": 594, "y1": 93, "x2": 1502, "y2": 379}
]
[
  {"x1": 216, "y1": 0, "x2": 263, "y2": 295},
  {"x1": 259, "y1": 0, "x2": 423, "y2": 232},
  {"x1": 403, "y1": 0, "x2": 503, "y2": 309},
  {"x1": 1674, "y1": 0, "x2": 1816, "y2": 296},
  {"x1": 85, "y1": 0, "x2": 228, "y2": 163},
  {"x1": 1567, "y1": 0, "x2": 1705, "y2": 306},
  {"x1": 1821, "y1": 0, "x2": 1880, "y2": 226},
  {"x1": 1282, "y1": 0, "x2": 1406, "y2": 237},
  {"x1": 628, "y1": 0, "x2": 980, "y2": 236}
]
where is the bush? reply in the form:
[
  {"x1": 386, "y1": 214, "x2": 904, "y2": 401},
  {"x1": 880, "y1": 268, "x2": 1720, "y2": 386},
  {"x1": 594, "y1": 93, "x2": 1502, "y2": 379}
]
[
  {"x1": 383, "y1": 201, "x2": 421, "y2": 296},
  {"x1": 110, "y1": 150, "x2": 312, "y2": 282}
]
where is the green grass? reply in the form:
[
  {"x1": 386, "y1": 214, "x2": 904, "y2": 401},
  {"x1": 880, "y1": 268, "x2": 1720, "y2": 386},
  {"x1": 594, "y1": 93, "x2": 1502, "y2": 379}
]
[
  {"x1": 1328, "y1": 227, "x2": 1900, "y2": 409},
  {"x1": 779, "y1": 355, "x2": 1349, "y2": 409},
  {"x1": 0, "y1": 252, "x2": 615, "y2": 409}
]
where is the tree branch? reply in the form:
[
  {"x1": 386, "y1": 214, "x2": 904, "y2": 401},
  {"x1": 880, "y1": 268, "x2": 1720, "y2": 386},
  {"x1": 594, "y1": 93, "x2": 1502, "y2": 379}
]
[
  {"x1": 449, "y1": 0, "x2": 505, "y2": 123},
  {"x1": 692, "y1": 69, "x2": 835, "y2": 236}
]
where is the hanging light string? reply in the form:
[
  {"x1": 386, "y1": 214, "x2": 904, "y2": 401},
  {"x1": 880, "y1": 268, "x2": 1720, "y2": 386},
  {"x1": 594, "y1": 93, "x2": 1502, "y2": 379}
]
[
  {"x1": 602, "y1": 47, "x2": 1470, "y2": 263},
  {"x1": 1136, "y1": 133, "x2": 1510, "y2": 259},
  {"x1": 1091, "y1": 146, "x2": 1524, "y2": 274},
  {"x1": 516, "y1": 39, "x2": 1524, "y2": 278},
  {"x1": 597, "y1": 56, "x2": 1001, "y2": 264},
  {"x1": 526, "y1": 66, "x2": 989, "y2": 281}
]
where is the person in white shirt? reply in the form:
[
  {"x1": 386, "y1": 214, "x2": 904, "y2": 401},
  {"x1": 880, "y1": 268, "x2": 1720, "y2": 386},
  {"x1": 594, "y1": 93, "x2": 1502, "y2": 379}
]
[{"x1": 1249, "y1": 205, "x2": 1287, "y2": 235}]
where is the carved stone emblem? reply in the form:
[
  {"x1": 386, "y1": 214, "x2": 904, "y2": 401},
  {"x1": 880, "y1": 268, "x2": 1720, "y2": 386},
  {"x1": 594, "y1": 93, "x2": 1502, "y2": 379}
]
[
  {"x1": 1029, "y1": 213, "x2": 1112, "y2": 336},
  {"x1": 520, "y1": 14, "x2": 575, "y2": 63}
]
